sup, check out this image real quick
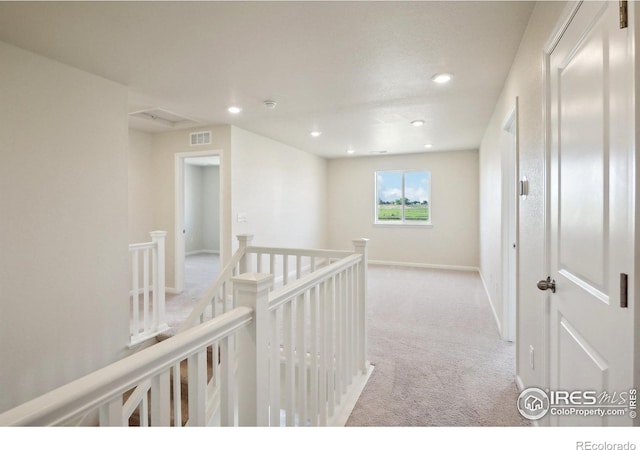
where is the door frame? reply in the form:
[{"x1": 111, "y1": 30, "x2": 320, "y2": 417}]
[
  {"x1": 541, "y1": 0, "x2": 582, "y2": 406},
  {"x1": 501, "y1": 98, "x2": 519, "y2": 343},
  {"x1": 174, "y1": 149, "x2": 224, "y2": 293}
]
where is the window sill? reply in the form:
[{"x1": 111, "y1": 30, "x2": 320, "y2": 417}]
[{"x1": 373, "y1": 222, "x2": 433, "y2": 228}]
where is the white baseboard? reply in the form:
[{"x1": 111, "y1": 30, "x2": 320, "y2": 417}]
[
  {"x1": 479, "y1": 270, "x2": 502, "y2": 336},
  {"x1": 186, "y1": 249, "x2": 220, "y2": 256},
  {"x1": 329, "y1": 363, "x2": 375, "y2": 426},
  {"x1": 369, "y1": 260, "x2": 479, "y2": 272},
  {"x1": 515, "y1": 375, "x2": 525, "y2": 392}
]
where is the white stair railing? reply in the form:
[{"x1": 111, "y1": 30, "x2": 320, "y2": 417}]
[
  {"x1": 179, "y1": 234, "x2": 353, "y2": 333},
  {"x1": 0, "y1": 236, "x2": 371, "y2": 427},
  {"x1": 0, "y1": 307, "x2": 252, "y2": 426},
  {"x1": 128, "y1": 231, "x2": 168, "y2": 347}
]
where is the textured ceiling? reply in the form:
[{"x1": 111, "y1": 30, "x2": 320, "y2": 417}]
[{"x1": 0, "y1": 1, "x2": 535, "y2": 158}]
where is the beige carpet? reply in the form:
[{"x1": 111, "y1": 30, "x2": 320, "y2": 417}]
[
  {"x1": 161, "y1": 259, "x2": 529, "y2": 426},
  {"x1": 162, "y1": 253, "x2": 220, "y2": 336},
  {"x1": 346, "y1": 265, "x2": 530, "y2": 427}
]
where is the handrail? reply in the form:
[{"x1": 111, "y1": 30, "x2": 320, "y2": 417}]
[
  {"x1": 0, "y1": 307, "x2": 252, "y2": 426},
  {"x1": 128, "y1": 241, "x2": 155, "y2": 251},
  {"x1": 177, "y1": 246, "x2": 246, "y2": 333},
  {"x1": 268, "y1": 253, "x2": 361, "y2": 312},
  {"x1": 247, "y1": 245, "x2": 352, "y2": 260}
]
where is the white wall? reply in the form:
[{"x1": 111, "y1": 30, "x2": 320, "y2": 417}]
[
  {"x1": 478, "y1": 1, "x2": 568, "y2": 391},
  {"x1": 203, "y1": 165, "x2": 220, "y2": 252},
  {"x1": 128, "y1": 129, "x2": 155, "y2": 244},
  {"x1": 0, "y1": 42, "x2": 129, "y2": 413},
  {"x1": 327, "y1": 150, "x2": 479, "y2": 268},
  {"x1": 185, "y1": 163, "x2": 205, "y2": 253},
  {"x1": 230, "y1": 126, "x2": 327, "y2": 250}
]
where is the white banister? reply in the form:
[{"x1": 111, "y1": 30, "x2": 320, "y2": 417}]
[
  {"x1": 128, "y1": 231, "x2": 168, "y2": 347},
  {"x1": 233, "y1": 272, "x2": 273, "y2": 426},
  {"x1": 151, "y1": 230, "x2": 167, "y2": 335},
  {"x1": 353, "y1": 238, "x2": 369, "y2": 372},
  {"x1": 237, "y1": 234, "x2": 254, "y2": 274},
  {"x1": 2, "y1": 235, "x2": 371, "y2": 428},
  {"x1": 0, "y1": 308, "x2": 253, "y2": 426}
]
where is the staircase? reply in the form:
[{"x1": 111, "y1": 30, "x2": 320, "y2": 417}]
[
  {"x1": 126, "y1": 337, "x2": 215, "y2": 426},
  {"x1": 0, "y1": 234, "x2": 372, "y2": 427}
]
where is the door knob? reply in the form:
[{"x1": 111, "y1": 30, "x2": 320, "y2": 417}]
[{"x1": 537, "y1": 276, "x2": 556, "y2": 293}]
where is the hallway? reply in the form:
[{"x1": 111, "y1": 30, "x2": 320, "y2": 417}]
[
  {"x1": 347, "y1": 265, "x2": 529, "y2": 426},
  {"x1": 164, "y1": 253, "x2": 220, "y2": 333}
]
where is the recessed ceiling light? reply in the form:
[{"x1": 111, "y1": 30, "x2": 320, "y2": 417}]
[
  {"x1": 227, "y1": 106, "x2": 242, "y2": 114},
  {"x1": 432, "y1": 73, "x2": 452, "y2": 84},
  {"x1": 411, "y1": 120, "x2": 425, "y2": 127},
  {"x1": 424, "y1": 144, "x2": 433, "y2": 149},
  {"x1": 263, "y1": 100, "x2": 277, "y2": 109},
  {"x1": 310, "y1": 131, "x2": 322, "y2": 137},
  {"x1": 346, "y1": 149, "x2": 355, "y2": 154}
]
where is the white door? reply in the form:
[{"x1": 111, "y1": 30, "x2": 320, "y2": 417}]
[{"x1": 548, "y1": 1, "x2": 634, "y2": 426}]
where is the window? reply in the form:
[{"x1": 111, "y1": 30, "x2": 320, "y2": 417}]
[{"x1": 375, "y1": 170, "x2": 431, "y2": 225}]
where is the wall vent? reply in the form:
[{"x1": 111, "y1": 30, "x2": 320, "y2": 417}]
[{"x1": 190, "y1": 131, "x2": 212, "y2": 146}]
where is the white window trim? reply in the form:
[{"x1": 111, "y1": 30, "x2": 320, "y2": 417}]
[{"x1": 374, "y1": 169, "x2": 432, "y2": 226}]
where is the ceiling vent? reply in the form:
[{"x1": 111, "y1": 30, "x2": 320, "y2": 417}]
[
  {"x1": 190, "y1": 131, "x2": 212, "y2": 146},
  {"x1": 128, "y1": 108, "x2": 199, "y2": 130}
]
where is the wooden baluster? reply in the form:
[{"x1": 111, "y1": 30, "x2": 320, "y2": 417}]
[
  {"x1": 151, "y1": 370, "x2": 170, "y2": 426},
  {"x1": 270, "y1": 308, "x2": 281, "y2": 426},
  {"x1": 99, "y1": 398, "x2": 124, "y2": 426},
  {"x1": 284, "y1": 298, "x2": 295, "y2": 425},
  {"x1": 335, "y1": 272, "x2": 343, "y2": 401},
  {"x1": 341, "y1": 268, "x2": 348, "y2": 392},
  {"x1": 309, "y1": 284, "x2": 319, "y2": 426},
  {"x1": 172, "y1": 362, "x2": 182, "y2": 426},
  {"x1": 140, "y1": 391, "x2": 149, "y2": 426},
  {"x1": 283, "y1": 254, "x2": 289, "y2": 286},
  {"x1": 220, "y1": 335, "x2": 235, "y2": 426},
  {"x1": 318, "y1": 280, "x2": 327, "y2": 426},
  {"x1": 296, "y1": 291, "x2": 308, "y2": 426},
  {"x1": 350, "y1": 265, "x2": 357, "y2": 379},
  {"x1": 151, "y1": 231, "x2": 167, "y2": 333},
  {"x1": 144, "y1": 247, "x2": 150, "y2": 333},
  {"x1": 269, "y1": 254, "x2": 276, "y2": 288},
  {"x1": 222, "y1": 281, "x2": 228, "y2": 314},
  {"x1": 131, "y1": 250, "x2": 139, "y2": 339},
  {"x1": 296, "y1": 255, "x2": 302, "y2": 280},
  {"x1": 327, "y1": 276, "x2": 335, "y2": 417},
  {"x1": 353, "y1": 239, "x2": 369, "y2": 373},
  {"x1": 187, "y1": 349, "x2": 207, "y2": 426}
]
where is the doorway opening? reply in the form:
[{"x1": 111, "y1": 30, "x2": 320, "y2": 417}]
[{"x1": 174, "y1": 150, "x2": 223, "y2": 294}]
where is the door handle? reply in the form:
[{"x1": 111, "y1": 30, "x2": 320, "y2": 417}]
[{"x1": 537, "y1": 276, "x2": 556, "y2": 293}]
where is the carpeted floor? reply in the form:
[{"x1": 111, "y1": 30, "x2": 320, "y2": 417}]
[
  {"x1": 163, "y1": 253, "x2": 220, "y2": 335},
  {"x1": 346, "y1": 265, "x2": 530, "y2": 427},
  {"x1": 161, "y1": 259, "x2": 529, "y2": 426}
]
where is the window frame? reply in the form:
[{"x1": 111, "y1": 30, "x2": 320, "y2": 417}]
[{"x1": 374, "y1": 169, "x2": 432, "y2": 226}]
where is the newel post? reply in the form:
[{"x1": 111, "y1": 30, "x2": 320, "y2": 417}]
[
  {"x1": 233, "y1": 272, "x2": 273, "y2": 426},
  {"x1": 353, "y1": 238, "x2": 369, "y2": 373},
  {"x1": 151, "y1": 230, "x2": 167, "y2": 330},
  {"x1": 237, "y1": 234, "x2": 254, "y2": 274}
]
